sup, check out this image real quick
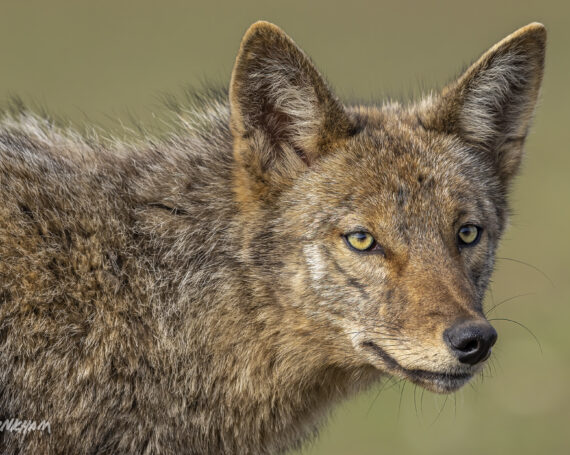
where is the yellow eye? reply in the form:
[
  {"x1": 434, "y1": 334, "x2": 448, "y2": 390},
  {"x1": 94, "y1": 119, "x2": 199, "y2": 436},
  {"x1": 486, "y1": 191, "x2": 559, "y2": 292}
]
[
  {"x1": 458, "y1": 225, "x2": 481, "y2": 246},
  {"x1": 345, "y1": 232, "x2": 376, "y2": 252}
]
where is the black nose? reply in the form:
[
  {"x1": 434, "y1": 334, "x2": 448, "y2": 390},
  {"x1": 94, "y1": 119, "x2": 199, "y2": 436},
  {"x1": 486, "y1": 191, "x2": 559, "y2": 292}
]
[{"x1": 444, "y1": 320, "x2": 498, "y2": 365}]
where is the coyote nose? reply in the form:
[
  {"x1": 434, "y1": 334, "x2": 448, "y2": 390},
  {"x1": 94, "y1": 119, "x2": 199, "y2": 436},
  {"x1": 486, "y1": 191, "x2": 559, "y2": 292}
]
[{"x1": 444, "y1": 320, "x2": 498, "y2": 366}]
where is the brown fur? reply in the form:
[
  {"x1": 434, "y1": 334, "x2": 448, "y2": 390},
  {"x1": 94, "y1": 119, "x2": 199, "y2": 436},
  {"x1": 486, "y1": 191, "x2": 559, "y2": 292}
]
[{"x1": 0, "y1": 21, "x2": 545, "y2": 454}]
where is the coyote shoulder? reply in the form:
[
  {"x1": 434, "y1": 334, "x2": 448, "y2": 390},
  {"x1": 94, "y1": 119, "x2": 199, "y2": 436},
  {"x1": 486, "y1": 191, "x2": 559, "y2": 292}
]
[{"x1": 0, "y1": 21, "x2": 545, "y2": 454}]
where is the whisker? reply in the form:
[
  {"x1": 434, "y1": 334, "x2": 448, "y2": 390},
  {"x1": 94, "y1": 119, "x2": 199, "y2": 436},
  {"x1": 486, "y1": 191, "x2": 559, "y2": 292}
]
[
  {"x1": 397, "y1": 382, "x2": 406, "y2": 421},
  {"x1": 430, "y1": 394, "x2": 448, "y2": 427},
  {"x1": 453, "y1": 393, "x2": 457, "y2": 418},
  {"x1": 381, "y1": 377, "x2": 405, "y2": 394},
  {"x1": 366, "y1": 377, "x2": 396, "y2": 416},
  {"x1": 485, "y1": 292, "x2": 535, "y2": 316},
  {"x1": 496, "y1": 256, "x2": 555, "y2": 288},
  {"x1": 488, "y1": 317, "x2": 543, "y2": 354},
  {"x1": 413, "y1": 384, "x2": 419, "y2": 418}
]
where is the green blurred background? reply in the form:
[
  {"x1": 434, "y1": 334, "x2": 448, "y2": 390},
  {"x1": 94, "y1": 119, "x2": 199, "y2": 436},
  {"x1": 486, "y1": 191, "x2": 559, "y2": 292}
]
[{"x1": 0, "y1": 1, "x2": 568, "y2": 454}]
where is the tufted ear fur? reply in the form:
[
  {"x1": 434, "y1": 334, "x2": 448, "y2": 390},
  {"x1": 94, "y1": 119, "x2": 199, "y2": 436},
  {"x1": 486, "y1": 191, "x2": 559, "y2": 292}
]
[
  {"x1": 422, "y1": 23, "x2": 546, "y2": 185},
  {"x1": 229, "y1": 21, "x2": 355, "y2": 173}
]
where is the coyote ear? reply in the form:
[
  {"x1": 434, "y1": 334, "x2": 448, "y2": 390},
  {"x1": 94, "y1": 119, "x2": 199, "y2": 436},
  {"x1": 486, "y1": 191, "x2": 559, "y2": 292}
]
[
  {"x1": 229, "y1": 21, "x2": 355, "y2": 168},
  {"x1": 423, "y1": 23, "x2": 546, "y2": 185}
]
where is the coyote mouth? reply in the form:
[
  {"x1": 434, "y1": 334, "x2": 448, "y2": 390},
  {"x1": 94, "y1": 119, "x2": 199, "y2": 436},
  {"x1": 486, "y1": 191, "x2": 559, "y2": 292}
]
[{"x1": 362, "y1": 341, "x2": 473, "y2": 393}]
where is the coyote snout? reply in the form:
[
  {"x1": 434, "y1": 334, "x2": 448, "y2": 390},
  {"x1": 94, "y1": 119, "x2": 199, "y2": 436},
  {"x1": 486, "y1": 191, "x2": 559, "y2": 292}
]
[{"x1": 359, "y1": 317, "x2": 498, "y2": 393}]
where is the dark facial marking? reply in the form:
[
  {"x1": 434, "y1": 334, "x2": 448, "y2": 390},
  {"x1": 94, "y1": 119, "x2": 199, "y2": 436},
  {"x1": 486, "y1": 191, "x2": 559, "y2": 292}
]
[
  {"x1": 18, "y1": 203, "x2": 35, "y2": 220},
  {"x1": 397, "y1": 186, "x2": 407, "y2": 207},
  {"x1": 345, "y1": 277, "x2": 370, "y2": 300},
  {"x1": 147, "y1": 203, "x2": 188, "y2": 216}
]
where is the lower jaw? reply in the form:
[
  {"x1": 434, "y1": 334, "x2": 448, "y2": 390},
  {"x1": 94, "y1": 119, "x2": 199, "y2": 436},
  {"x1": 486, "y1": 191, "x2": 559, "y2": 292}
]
[
  {"x1": 405, "y1": 369, "x2": 473, "y2": 393},
  {"x1": 362, "y1": 341, "x2": 473, "y2": 393}
]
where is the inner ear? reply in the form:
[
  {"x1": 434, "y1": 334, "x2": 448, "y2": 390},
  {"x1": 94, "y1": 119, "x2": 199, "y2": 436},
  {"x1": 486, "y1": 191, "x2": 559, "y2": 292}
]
[
  {"x1": 420, "y1": 23, "x2": 546, "y2": 184},
  {"x1": 229, "y1": 21, "x2": 355, "y2": 167}
]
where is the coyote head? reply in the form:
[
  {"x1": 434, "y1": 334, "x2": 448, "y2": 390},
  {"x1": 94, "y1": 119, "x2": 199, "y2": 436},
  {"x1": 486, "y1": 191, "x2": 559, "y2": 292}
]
[{"x1": 229, "y1": 21, "x2": 545, "y2": 393}]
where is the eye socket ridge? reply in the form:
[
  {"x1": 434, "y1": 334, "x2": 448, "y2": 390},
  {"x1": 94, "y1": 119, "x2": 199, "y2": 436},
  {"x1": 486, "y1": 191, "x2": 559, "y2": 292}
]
[
  {"x1": 343, "y1": 231, "x2": 384, "y2": 254},
  {"x1": 457, "y1": 224, "x2": 483, "y2": 248}
]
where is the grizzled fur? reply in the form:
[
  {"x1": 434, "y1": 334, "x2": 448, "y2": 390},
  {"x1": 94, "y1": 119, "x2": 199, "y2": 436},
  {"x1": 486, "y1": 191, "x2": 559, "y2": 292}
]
[{"x1": 0, "y1": 21, "x2": 545, "y2": 454}]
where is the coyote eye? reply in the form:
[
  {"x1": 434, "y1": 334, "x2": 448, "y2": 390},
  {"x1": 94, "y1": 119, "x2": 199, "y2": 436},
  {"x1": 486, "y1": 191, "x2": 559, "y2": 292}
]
[
  {"x1": 344, "y1": 232, "x2": 381, "y2": 253},
  {"x1": 458, "y1": 225, "x2": 481, "y2": 247}
]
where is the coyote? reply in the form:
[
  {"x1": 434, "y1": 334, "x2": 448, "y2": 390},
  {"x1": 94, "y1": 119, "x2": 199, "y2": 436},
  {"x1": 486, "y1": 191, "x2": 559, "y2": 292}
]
[{"x1": 0, "y1": 21, "x2": 545, "y2": 454}]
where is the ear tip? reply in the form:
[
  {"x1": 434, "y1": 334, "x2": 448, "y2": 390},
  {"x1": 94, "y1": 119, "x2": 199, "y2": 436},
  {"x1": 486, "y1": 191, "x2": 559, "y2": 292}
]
[
  {"x1": 520, "y1": 22, "x2": 547, "y2": 43},
  {"x1": 231, "y1": 21, "x2": 289, "y2": 94},
  {"x1": 241, "y1": 20, "x2": 286, "y2": 44},
  {"x1": 508, "y1": 22, "x2": 547, "y2": 50},
  {"x1": 523, "y1": 22, "x2": 547, "y2": 34},
  {"x1": 480, "y1": 22, "x2": 547, "y2": 70},
  {"x1": 247, "y1": 20, "x2": 282, "y2": 32}
]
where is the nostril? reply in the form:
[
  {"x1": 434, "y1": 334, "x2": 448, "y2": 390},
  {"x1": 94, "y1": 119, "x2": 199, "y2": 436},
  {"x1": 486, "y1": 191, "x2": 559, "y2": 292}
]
[
  {"x1": 459, "y1": 338, "x2": 480, "y2": 354},
  {"x1": 444, "y1": 320, "x2": 497, "y2": 366}
]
